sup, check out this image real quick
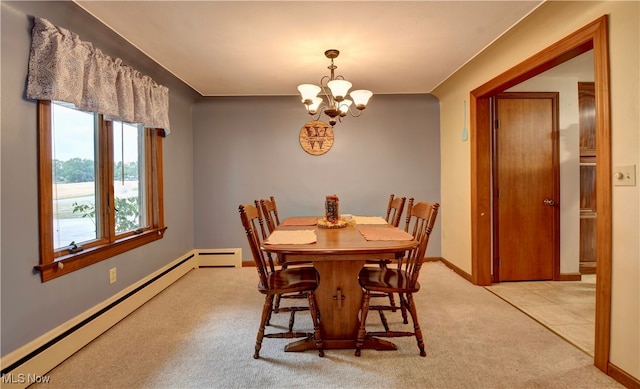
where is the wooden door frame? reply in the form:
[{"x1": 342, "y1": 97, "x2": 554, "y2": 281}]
[
  {"x1": 492, "y1": 92, "x2": 561, "y2": 282},
  {"x1": 469, "y1": 16, "x2": 611, "y2": 372}
]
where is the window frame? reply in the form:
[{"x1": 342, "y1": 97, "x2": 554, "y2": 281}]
[{"x1": 35, "y1": 100, "x2": 167, "y2": 282}]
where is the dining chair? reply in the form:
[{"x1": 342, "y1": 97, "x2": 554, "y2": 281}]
[
  {"x1": 392, "y1": 196, "x2": 415, "y2": 324},
  {"x1": 366, "y1": 194, "x2": 407, "y2": 309},
  {"x1": 257, "y1": 196, "x2": 310, "y2": 313},
  {"x1": 239, "y1": 203, "x2": 324, "y2": 359},
  {"x1": 247, "y1": 200, "x2": 310, "y2": 322},
  {"x1": 355, "y1": 200, "x2": 440, "y2": 357},
  {"x1": 259, "y1": 196, "x2": 312, "y2": 267},
  {"x1": 259, "y1": 196, "x2": 280, "y2": 234},
  {"x1": 366, "y1": 196, "x2": 406, "y2": 266},
  {"x1": 250, "y1": 200, "x2": 292, "y2": 320},
  {"x1": 386, "y1": 194, "x2": 406, "y2": 227}
]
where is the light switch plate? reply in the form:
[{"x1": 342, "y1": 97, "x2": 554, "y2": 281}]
[{"x1": 613, "y1": 165, "x2": 636, "y2": 186}]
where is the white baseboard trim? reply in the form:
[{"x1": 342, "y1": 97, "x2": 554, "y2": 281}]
[
  {"x1": 195, "y1": 248, "x2": 242, "y2": 268},
  {"x1": 0, "y1": 252, "x2": 198, "y2": 389}
]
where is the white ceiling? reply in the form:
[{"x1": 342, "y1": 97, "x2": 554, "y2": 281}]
[{"x1": 74, "y1": 1, "x2": 545, "y2": 97}]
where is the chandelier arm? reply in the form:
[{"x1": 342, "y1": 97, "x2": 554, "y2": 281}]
[
  {"x1": 308, "y1": 101, "x2": 328, "y2": 121},
  {"x1": 319, "y1": 75, "x2": 331, "y2": 87},
  {"x1": 319, "y1": 87, "x2": 336, "y2": 108},
  {"x1": 347, "y1": 107, "x2": 363, "y2": 118}
]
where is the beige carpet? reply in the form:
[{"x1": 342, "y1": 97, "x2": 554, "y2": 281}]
[{"x1": 32, "y1": 262, "x2": 622, "y2": 389}]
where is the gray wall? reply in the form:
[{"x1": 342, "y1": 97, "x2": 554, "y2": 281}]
[
  {"x1": 1, "y1": 1, "x2": 198, "y2": 355},
  {"x1": 1, "y1": 0, "x2": 441, "y2": 359},
  {"x1": 193, "y1": 94, "x2": 441, "y2": 260}
]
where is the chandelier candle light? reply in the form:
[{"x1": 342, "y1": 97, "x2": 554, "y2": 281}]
[{"x1": 298, "y1": 49, "x2": 373, "y2": 127}]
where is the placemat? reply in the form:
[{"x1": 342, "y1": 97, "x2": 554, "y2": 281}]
[
  {"x1": 264, "y1": 230, "x2": 317, "y2": 245},
  {"x1": 280, "y1": 217, "x2": 318, "y2": 226},
  {"x1": 358, "y1": 226, "x2": 414, "y2": 241},
  {"x1": 353, "y1": 216, "x2": 388, "y2": 225}
]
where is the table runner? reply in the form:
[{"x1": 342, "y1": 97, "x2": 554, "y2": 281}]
[{"x1": 264, "y1": 230, "x2": 317, "y2": 245}]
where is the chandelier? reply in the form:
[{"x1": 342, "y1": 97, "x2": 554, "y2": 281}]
[{"x1": 297, "y1": 49, "x2": 373, "y2": 127}]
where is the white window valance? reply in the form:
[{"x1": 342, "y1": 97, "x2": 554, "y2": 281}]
[{"x1": 26, "y1": 17, "x2": 171, "y2": 134}]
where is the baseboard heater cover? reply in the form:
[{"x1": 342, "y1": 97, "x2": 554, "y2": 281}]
[
  {"x1": 196, "y1": 248, "x2": 242, "y2": 268},
  {"x1": 0, "y1": 253, "x2": 197, "y2": 389}
]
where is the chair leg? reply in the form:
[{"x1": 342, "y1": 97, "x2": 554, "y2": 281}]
[
  {"x1": 387, "y1": 292, "x2": 397, "y2": 312},
  {"x1": 273, "y1": 294, "x2": 282, "y2": 314},
  {"x1": 265, "y1": 298, "x2": 274, "y2": 326},
  {"x1": 288, "y1": 309, "x2": 296, "y2": 332},
  {"x1": 307, "y1": 292, "x2": 324, "y2": 357},
  {"x1": 273, "y1": 263, "x2": 288, "y2": 316},
  {"x1": 377, "y1": 308, "x2": 390, "y2": 332},
  {"x1": 398, "y1": 293, "x2": 409, "y2": 324},
  {"x1": 254, "y1": 294, "x2": 274, "y2": 359},
  {"x1": 355, "y1": 291, "x2": 372, "y2": 356},
  {"x1": 406, "y1": 293, "x2": 426, "y2": 357}
]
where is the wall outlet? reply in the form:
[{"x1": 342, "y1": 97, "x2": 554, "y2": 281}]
[{"x1": 109, "y1": 267, "x2": 117, "y2": 284}]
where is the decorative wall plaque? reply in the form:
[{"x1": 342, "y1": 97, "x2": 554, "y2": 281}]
[{"x1": 299, "y1": 120, "x2": 334, "y2": 155}]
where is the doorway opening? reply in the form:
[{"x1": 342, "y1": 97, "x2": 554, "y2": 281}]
[{"x1": 469, "y1": 16, "x2": 611, "y2": 372}]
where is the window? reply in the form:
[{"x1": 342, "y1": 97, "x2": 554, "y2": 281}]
[{"x1": 36, "y1": 101, "x2": 166, "y2": 282}]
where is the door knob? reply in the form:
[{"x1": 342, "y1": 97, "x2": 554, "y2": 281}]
[{"x1": 543, "y1": 198, "x2": 555, "y2": 206}]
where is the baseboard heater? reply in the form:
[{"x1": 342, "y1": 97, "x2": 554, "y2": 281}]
[
  {"x1": 0, "y1": 253, "x2": 198, "y2": 389},
  {"x1": 196, "y1": 248, "x2": 242, "y2": 268}
]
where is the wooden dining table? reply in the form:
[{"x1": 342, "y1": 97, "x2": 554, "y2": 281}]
[{"x1": 262, "y1": 216, "x2": 417, "y2": 352}]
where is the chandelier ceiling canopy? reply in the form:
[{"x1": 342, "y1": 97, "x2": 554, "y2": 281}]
[{"x1": 298, "y1": 49, "x2": 373, "y2": 127}]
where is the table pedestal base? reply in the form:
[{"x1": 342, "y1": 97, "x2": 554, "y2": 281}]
[{"x1": 284, "y1": 336, "x2": 397, "y2": 352}]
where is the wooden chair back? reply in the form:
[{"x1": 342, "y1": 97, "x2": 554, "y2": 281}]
[
  {"x1": 385, "y1": 194, "x2": 406, "y2": 227},
  {"x1": 259, "y1": 196, "x2": 280, "y2": 234},
  {"x1": 403, "y1": 197, "x2": 414, "y2": 231},
  {"x1": 239, "y1": 203, "x2": 276, "y2": 287},
  {"x1": 402, "y1": 200, "x2": 440, "y2": 286}
]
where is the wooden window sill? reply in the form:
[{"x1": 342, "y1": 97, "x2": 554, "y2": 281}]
[{"x1": 35, "y1": 227, "x2": 167, "y2": 282}]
